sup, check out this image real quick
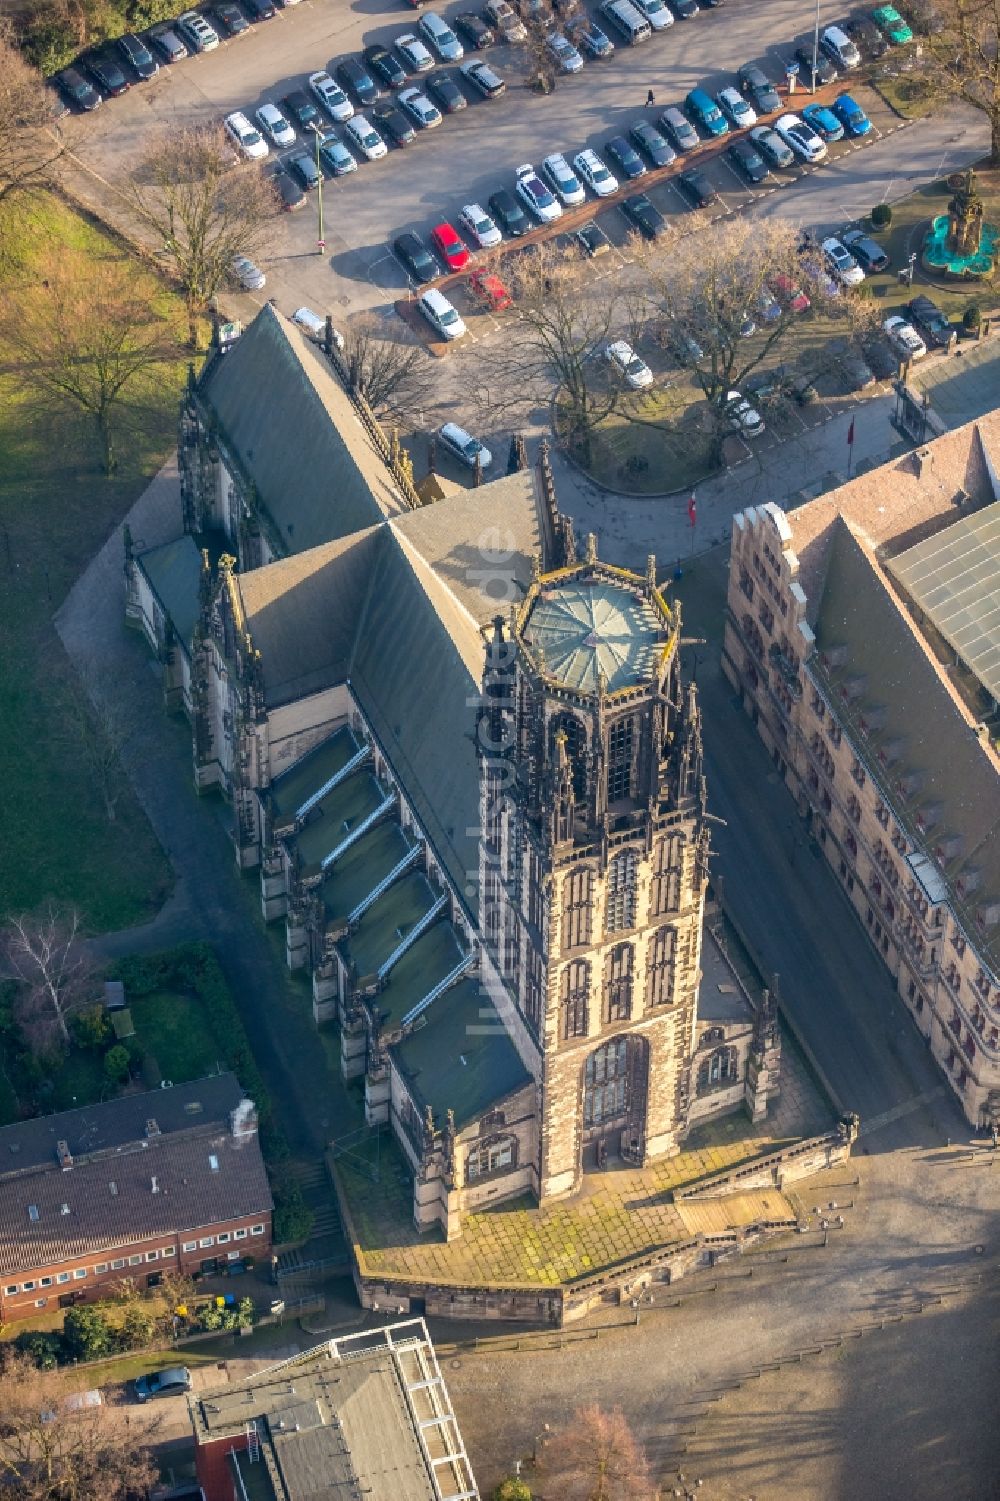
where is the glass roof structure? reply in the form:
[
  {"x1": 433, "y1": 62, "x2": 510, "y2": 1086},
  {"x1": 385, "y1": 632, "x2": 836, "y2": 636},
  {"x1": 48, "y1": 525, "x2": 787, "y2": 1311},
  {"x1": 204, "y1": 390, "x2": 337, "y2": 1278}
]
[
  {"x1": 522, "y1": 578, "x2": 667, "y2": 693},
  {"x1": 887, "y1": 499, "x2": 1000, "y2": 701}
]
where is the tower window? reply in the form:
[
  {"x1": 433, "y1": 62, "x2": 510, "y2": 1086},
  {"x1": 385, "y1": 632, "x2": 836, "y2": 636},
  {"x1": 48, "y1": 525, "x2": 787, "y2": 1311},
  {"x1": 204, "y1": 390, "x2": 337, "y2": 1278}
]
[
  {"x1": 607, "y1": 717, "x2": 635, "y2": 802},
  {"x1": 647, "y1": 926, "x2": 676, "y2": 1007},
  {"x1": 605, "y1": 850, "x2": 637, "y2": 934},
  {"x1": 583, "y1": 1037, "x2": 629, "y2": 1127},
  {"x1": 651, "y1": 835, "x2": 682, "y2": 916},
  {"x1": 603, "y1": 943, "x2": 634, "y2": 1025},
  {"x1": 697, "y1": 1046, "x2": 739, "y2": 1094},
  {"x1": 562, "y1": 867, "x2": 593, "y2": 951},
  {"x1": 552, "y1": 714, "x2": 587, "y2": 803},
  {"x1": 560, "y1": 960, "x2": 590, "y2": 1040}
]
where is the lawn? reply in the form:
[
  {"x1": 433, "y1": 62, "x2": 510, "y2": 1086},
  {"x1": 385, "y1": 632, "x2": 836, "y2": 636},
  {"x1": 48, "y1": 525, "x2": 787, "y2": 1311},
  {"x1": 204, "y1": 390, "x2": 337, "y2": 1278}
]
[
  {"x1": 0, "y1": 190, "x2": 183, "y2": 933},
  {"x1": 130, "y1": 990, "x2": 225, "y2": 1084},
  {"x1": 872, "y1": 73, "x2": 937, "y2": 121}
]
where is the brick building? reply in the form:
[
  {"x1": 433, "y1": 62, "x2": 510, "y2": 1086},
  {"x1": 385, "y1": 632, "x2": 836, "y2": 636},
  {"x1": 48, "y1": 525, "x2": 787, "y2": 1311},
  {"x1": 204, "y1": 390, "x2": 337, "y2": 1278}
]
[
  {"x1": 722, "y1": 414, "x2": 1000, "y2": 1127},
  {"x1": 0, "y1": 1075, "x2": 272, "y2": 1322}
]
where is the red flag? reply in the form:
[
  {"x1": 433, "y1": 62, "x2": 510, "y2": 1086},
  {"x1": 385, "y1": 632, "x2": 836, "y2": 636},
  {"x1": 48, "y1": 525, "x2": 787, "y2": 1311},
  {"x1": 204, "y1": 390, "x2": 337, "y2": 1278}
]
[
  {"x1": 688, "y1": 493, "x2": 697, "y2": 527},
  {"x1": 847, "y1": 417, "x2": 855, "y2": 447}
]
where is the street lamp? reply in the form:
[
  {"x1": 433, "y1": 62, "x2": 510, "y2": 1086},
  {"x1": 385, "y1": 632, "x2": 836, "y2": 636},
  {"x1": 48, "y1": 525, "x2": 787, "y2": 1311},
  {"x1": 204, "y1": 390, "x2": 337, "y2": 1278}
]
[
  {"x1": 310, "y1": 123, "x2": 325, "y2": 257},
  {"x1": 811, "y1": 0, "x2": 821, "y2": 92}
]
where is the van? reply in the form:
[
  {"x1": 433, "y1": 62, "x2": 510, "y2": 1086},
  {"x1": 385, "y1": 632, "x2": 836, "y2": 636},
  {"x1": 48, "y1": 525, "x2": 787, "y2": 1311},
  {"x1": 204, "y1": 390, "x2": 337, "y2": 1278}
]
[
  {"x1": 601, "y1": 0, "x2": 652, "y2": 43},
  {"x1": 820, "y1": 25, "x2": 861, "y2": 68},
  {"x1": 418, "y1": 289, "x2": 468, "y2": 342},
  {"x1": 685, "y1": 87, "x2": 729, "y2": 137}
]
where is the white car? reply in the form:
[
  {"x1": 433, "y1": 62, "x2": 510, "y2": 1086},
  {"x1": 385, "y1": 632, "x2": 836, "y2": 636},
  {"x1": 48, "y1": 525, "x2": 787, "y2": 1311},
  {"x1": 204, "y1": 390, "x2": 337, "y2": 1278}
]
[
  {"x1": 255, "y1": 103, "x2": 295, "y2": 148},
  {"x1": 725, "y1": 389, "x2": 765, "y2": 437},
  {"x1": 176, "y1": 10, "x2": 218, "y2": 50},
  {"x1": 460, "y1": 59, "x2": 506, "y2": 98},
  {"x1": 606, "y1": 340, "x2": 653, "y2": 389},
  {"x1": 484, "y1": 0, "x2": 527, "y2": 41},
  {"x1": 716, "y1": 87, "x2": 757, "y2": 130},
  {"x1": 459, "y1": 203, "x2": 502, "y2": 249},
  {"x1": 883, "y1": 314, "x2": 927, "y2": 359},
  {"x1": 309, "y1": 71, "x2": 354, "y2": 123},
  {"x1": 573, "y1": 148, "x2": 618, "y2": 198},
  {"x1": 224, "y1": 112, "x2": 268, "y2": 161},
  {"x1": 396, "y1": 33, "x2": 435, "y2": 72},
  {"x1": 542, "y1": 153, "x2": 586, "y2": 207},
  {"x1": 419, "y1": 11, "x2": 464, "y2": 60},
  {"x1": 231, "y1": 255, "x2": 265, "y2": 291},
  {"x1": 547, "y1": 33, "x2": 584, "y2": 71},
  {"x1": 515, "y1": 164, "x2": 563, "y2": 223},
  {"x1": 774, "y1": 113, "x2": 827, "y2": 163},
  {"x1": 292, "y1": 307, "x2": 344, "y2": 348},
  {"x1": 821, "y1": 236, "x2": 865, "y2": 286},
  {"x1": 419, "y1": 288, "x2": 467, "y2": 342},
  {"x1": 633, "y1": 0, "x2": 673, "y2": 28},
  {"x1": 439, "y1": 421, "x2": 492, "y2": 469},
  {"x1": 398, "y1": 87, "x2": 442, "y2": 128},
  {"x1": 344, "y1": 115, "x2": 388, "y2": 161}
]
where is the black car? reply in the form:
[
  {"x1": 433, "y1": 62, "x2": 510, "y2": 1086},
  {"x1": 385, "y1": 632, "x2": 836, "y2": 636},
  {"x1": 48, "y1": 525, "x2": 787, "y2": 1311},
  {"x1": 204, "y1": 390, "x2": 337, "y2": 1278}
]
[
  {"x1": 454, "y1": 12, "x2": 495, "y2": 46},
  {"x1": 281, "y1": 90, "x2": 320, "y2": 131},
  {"x1": 842, "y1": 230, "x2": 890, "y2": 272},
  {"x1": 241, "y1": 0, "x2": 276, "y2": 17},
  {"x1": 677, "y1": 167, "x2": 718, "y2": 207},
  {"x1": 394, "y1": 231, "x2": 438, "y2": 282},
  {"x1": 620, "y1": 192, "x2": 666, "y2": 240},
  {"x1": 629, "y1": 121, "x2": 676, "y2": 167},
  {"x1": 363, "y1": 43, "x2": 407, "y2": 89},
  {"x1": 574, "y1": 220, "x2": 612, "y2": 256},
  {"x1": 737, "y1": 62, "x2": 781, "y2": 114},
  {"x1": 792, "y1": 45, "x2": 837, "y2": 86},
  {"x1": 845, "y1": 16, "x2": 888, "y2": 55},
  {"x1": 117, "y1": 32, "x2": 158, "y2": 79},
  {"x1": 671, "y1": 0, "x2": 699, "y2": 15},
  {"x1": 488, "y1": 188, "x2": 530, "y2": 237},
  {"x1": 213, "y1": 3, "x2": 250, "y2": 34},
  {"x1": 55, "y1": 66, "x2": 102, "y2": 111},
  {"x1": 863, "y1": 340, "x2": 898, "y2": 381},
  {"x1": 605, "y1": 136, "x2": 646, "y2": 181},
  {"x1": 727, "y1": 138, "x2": 770, "y2": 183},
  {"x1": 908, "y1": 295, "x2": 954, "y2": 348},
  {"x1": 272, "y1": 166, "x2": 306, "y2": 210},
  {"x1": 84, "y1": 48, "x2": 130, "y2": 96},
  {"x1": 286, "y1": 148, "x2": 321, "y2": 189},
  {"x1": 372, "y1": 104, "x2": 417, "y2": 145},
  {"x1": 426, "y1": 72, "x2": 468, "y2": 112},
  {"x1": 336, "y1": 58, "x2": 380, "y2": 107},
  {"x1": 147, "y1": 24, "x2": 188, "y2": 62}
]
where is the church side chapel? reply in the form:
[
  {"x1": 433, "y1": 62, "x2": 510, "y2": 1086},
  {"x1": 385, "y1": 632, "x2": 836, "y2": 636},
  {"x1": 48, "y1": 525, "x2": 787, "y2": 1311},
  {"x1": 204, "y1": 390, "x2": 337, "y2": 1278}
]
[{"x1": 126, "y1": 305, "x2": 781, "y2": 1239}]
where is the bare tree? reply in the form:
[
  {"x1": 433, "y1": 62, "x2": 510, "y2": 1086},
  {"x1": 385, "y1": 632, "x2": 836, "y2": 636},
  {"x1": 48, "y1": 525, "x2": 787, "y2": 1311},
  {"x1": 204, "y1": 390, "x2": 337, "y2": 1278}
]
[
  {"x1": 126, "y1": 126, "x2": 279, "y2": 346},
  {"x1": 0, "y1": 20, "x2": 68, "y2": 206},
  {"x1": 0, "y1": 246, "x2": 178, "y2": 472},
  {"x1": 0, "y1": 1351, "x2": 156, "y2": 1501},
  {"x1": 536, "y1": 1404, "x2": 656, "y2": 1501},
  {"x1": 341, "y1": 313, "x2": 435, "y2": 422},
  {"x1": 917, "y1": 0, "x2": 1000, "y2": 164},
  {"x1": 64, "y1": 665, "x2": 140, "y2": 824},
  {"x1": 1, "y1": 904, "x2": 96, "y2": 1055}
]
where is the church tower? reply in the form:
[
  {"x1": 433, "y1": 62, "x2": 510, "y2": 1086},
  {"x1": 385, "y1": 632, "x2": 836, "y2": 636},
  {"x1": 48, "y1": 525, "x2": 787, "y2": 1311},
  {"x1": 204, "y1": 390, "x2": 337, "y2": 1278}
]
[{"x1": 477, "y1": 542, "x2": 710, "y2": 1200}]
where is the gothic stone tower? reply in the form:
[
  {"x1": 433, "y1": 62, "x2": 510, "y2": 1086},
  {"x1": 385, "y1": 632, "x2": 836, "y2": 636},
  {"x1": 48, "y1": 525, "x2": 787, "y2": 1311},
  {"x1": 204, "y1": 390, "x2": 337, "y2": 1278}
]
[{"x1": 478, "y1": 543, "x2": 710, "y2": 1201}]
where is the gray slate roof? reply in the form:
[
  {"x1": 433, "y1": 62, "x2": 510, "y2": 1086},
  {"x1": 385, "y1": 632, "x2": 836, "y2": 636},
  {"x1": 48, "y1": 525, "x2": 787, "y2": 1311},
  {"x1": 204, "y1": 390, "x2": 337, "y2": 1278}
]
[{"x1": 138, "y1": 535, "x2": 203, "y2": 653}]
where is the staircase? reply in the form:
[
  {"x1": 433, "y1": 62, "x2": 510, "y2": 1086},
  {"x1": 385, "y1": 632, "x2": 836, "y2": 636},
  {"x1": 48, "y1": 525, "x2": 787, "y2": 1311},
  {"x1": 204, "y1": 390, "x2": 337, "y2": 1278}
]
[{"x1": 275, "y1": 1160, "x2": 351, "y2": 1284}]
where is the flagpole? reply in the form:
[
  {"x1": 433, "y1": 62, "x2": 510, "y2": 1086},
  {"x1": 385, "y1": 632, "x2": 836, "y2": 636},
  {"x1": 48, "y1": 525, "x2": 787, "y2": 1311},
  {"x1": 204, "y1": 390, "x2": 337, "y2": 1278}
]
[
  {"x1": 847, "y1": 416, "x2": 856, "y2": 478},
  {"x1": 688, "y1": 491, "x2": 697, "y2": 558}
]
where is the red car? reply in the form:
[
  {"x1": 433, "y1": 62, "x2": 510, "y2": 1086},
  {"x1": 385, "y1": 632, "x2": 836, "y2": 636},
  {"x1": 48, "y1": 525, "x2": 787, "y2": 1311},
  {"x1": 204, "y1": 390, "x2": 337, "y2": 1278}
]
[
  {"x1": 431, "y1": 222, "x2": 470, "y2": 273},
  {"x1": 771, "y1": 275, "x2": 811, "y2": 314},
  {"x1": 469, "y1": 268, "x2": 512, "y2": 311}
]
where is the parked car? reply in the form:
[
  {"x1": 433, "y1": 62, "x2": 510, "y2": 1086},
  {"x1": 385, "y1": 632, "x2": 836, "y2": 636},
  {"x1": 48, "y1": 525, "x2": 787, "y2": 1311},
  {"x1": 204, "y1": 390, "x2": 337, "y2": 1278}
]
[
  {"x1": 344, "y1": 115, "x2": 388, "y2": 159},
  {"x1": 134, "y1": 1367, "x2": 192, "y2": 1403},
  {"x1": 488, "y1": 187, "x2": 530, "y2": 236},
  {"x1": 212, "y1": 3, "x2": 250, "y2": 35},
  {"x1": 771, "y1": 275, "x2": 810, "y2": 312},
  {"x1": 737, "y1": 63, "x2": 781, "y2": 114},
  {"x1": 605, "y1": 136, "x2": 646, "y2": 180},
  {"x1": 286, "y1": 148, "x2": 320, "y2": 189},
  {"x1": 573, "y1": 147, "x2": 619, "y2": 197},
  {"x1": 833, "y1": 93, "x2": 871, "y2": 136},
  {"x1": 309, "y1": 72, "x2": 354, "y2": 123},
  {"x1": 907, "y1": 294, "x2": 954, "y2": 347},
  {"x1": 754, "y1": 286, "x2": 782, "y2": 322},
  {"x1": 607, "y1": 339, "x2": 653, "y2": 389},
  {"x1": 820, "y1": 23, "x2": 861, "y2": 68},
  {"x1": 864, "y1": 339, "x2": 899, "y2": 380},
  {"x1": 725, "y1": 389, "x2": 764, "y2": 436},
  {"x1": 716, "y1": 86, "x2": 756, "y2": 130},
  {"x1": 395, "y1": 32, "x2": 435, "y2": 72},
  {"x1": 55, "y1": 66, "x2": 102, "y2": 109},
  {"x1": 147, "y1": 23, "x2": 189, "y2": 61},
  {"x1": 419, "y1": 11, "x2": 465, "y2": 60},
  {"x1": 749, "y1": 124, "x2": 795, "y2": 168},
  {"x1": 117, "y1": 32, "x2": 158, "y2": 79},
  {"x1": 632, "y1": 0, "x2": 674, "y2": 29},
  {"x1": 774, "y1": 113, "x2": 827, "y2": 163},
  {"x1": 84, "y1": 48, "x2": 131, "y2": 96},
  {"x1": 398, "y1": 86, "x2": 442, "y2": 126},
  {"x1": 791, "y1": 44, "x2": 837, "y2": 86},
  {"x1": 548, "y1": 32, "x2": 584, "y2": 70},
  {"x1": 469, "y1": 268, "x2": 512, "y2": 309},
  {"x1": 225, "y1": 111, "x2": 268, "y2": 159},
  {"x1": 426, "y1": 72, "x2": 468, "y2": 112},
  {"x1": 727, "y1": 138, "x2": 770, "y2": 183},
  {"x1": 431, "y1": 220, "x2": 471, "y2": 270},
  {"x1": 620, "y1": 191, "x2": 666, "y2": 239},
  {"x1": 843, "y1": 229, "x2": 889, "y2": 271},
  {"x1": 460, "y1": 59, "x2": 506, "y2": 97},
  {"x1": 273, "y1": 165, "x2": 307, "y2": 207},
  {"x1": 686, "y1": 87, "x2": 728, "y2": 137},
  {"x1": 515, "y1": 163, "x2": 563, "y2": 221},
  {"x1": 871, "y1": 4, "x2": 913, "y2": 42},
  {"x1": 677, "y1": 166, "x2": 718, "y2": 207},
  {"x1": 394, "y1": 231, "x2": 438, "y2": 281},
  {"x1": 802, "y1": 103, "x2": 844, "y2": 141},
  {"x1": 845, "y1": 15, "x2": 889, "y2": 56},
  {"x1": 542, "y1": 152, "x2": 586, "y2": 205},
  {"x1": 241, "y1": 0, "x2": 276, "y2": 17},
  {"x1": 176, "y1": 11, "x2": 219, "y2": 51},
  {"x1": 484, "y1": 0, "x2": 528, "y2": 41},
  {"x1": 439, "y1": 421, "x2": 493, "y2": 468},
  {"x1": 660, "y1": 105, "x2": 699, "y2": 152},
  {"x1": 418, "y1": 288, "x2": 467, "y2": 340},
  {"x1": 629, "y1": 121, "x2": 676, "y2": 167},
  {"x1": 372, "y1": 104, "x2": 417, "y2": 145},
  {"x1": 883, "y1": 314, "x2": 927, "y2": 359},
  {"x1": 231, "y1": 254, "x2": 266, "y2": 291},
  {"x1": 836, "y1": 344, "x2": 876, "y2": 389},
  {"x1": 455, "y1": 12, "x2": 496, "y2": 47},
  {"x1": 566, "y1": 15, "x2": 614, "y2": 54},
  {"x1": 671, "y1": 0, "x2": 699, "y2": 17},
  {"x1": 281, "y1": 90, "x2": 320, "y2": 131},
  {"x1": 317, "y1": 133, "x2": 357, "y2": 175},
  {"x1": 291, "y1": 307, "x2": 342, "y2": 345},
  {"x1": 337, "y1": 59, "x2": 380, "y2": 106},
  {"x1": 459, "y1": 202, "x2": 502, "y2": 247},
  {"x1": 255, "y1": 102, "x2": 295, "y2": 147},
  {"x1": 364, "y1": 43, "x2": 408, "y2": 89},
  {"x1": 574, "y1": 220, "x2": 613, "y2": 256}
]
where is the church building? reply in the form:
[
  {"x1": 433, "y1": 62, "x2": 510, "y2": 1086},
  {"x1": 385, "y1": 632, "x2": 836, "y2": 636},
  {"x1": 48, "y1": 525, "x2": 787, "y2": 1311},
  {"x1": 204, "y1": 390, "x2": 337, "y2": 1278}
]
[{"x1": 126, "y1": 305, "x2": 780, "y2": 1238}]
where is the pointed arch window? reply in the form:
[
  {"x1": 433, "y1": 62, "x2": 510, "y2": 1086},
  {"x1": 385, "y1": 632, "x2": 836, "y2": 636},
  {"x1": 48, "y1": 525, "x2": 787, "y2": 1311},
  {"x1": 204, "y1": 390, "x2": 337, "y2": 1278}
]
[
  {"x1": 560, "y1": 960, "x2": 590, "y2": 1040},
  {"x1": 697, "y1": 1046, "x2": 739, "y2": 1094},
  {"x1": 603, "y1": 944, "x2": 634, "y2": 1025},
  {"x1": 647, "y1": 926, "x2": 676, "y2": 1007},
  {"x1": 607, "y1": 717, "x2": 635, "y2": 802},
  {"x1": 562, "y1": 867, "x2": 593, "y2": 952},
  {"x1": 605, "y1": 850, "x2": 637, "y2": 933},
  {"x1": 651, "y1": 835, "x2": 682, "y2": 917},
  {"x1": 551, "y1": 714, "x2": 588, "y2": 803},
  {"x1": 583, "y1": 1037, "x2": 629, "y2": 1127}
]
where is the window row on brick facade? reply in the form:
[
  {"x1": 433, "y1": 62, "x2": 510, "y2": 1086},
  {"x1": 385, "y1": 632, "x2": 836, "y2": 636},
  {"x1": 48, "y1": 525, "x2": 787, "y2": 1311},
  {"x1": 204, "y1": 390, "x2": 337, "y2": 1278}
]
[{"x1": 3, "y1": 1224, "x2": 268, "y2": 1300}]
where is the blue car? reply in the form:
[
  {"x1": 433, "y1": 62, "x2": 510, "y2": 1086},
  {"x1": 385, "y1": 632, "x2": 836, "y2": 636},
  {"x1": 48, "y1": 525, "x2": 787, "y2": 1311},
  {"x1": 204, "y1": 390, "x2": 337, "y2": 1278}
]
[
  {"x1": 685, "y1": 86, "x2": 729, "y2": 138},
  {"x1": 802, "y1": 104, "x2": 844, "y2": 141},
  {"x1": 833, "y1": 92, "x2": 871, "y2": 136}
]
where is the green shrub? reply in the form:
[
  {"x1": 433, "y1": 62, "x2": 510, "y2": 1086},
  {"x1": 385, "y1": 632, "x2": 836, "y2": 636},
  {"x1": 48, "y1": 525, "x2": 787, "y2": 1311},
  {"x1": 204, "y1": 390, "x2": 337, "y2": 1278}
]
[
  {"x1": 14, "y1": 1330, "x2": 64, "y2": 1370},
  {"x1": 71, "y1": 1005, "x2": 111, "y2": 1051},
  {"x1": 62, "y1": 1306, "x2": 113, "y2": 1363},
  {"x1": 119, "y1": 1304, "x2": 154, "y2": 1351},
  {"x1": 103, "y1": 1044, "x2": 131, "y2": 1084},
  {"x1": 870, "y1": 203, "x2": 892, "y2": 229},
  {"x1": 271, "y1": 1170, "x2": 314, "y2": 1245},
  {"x1": 962, "y1": 303, "x2": 981, "y2": 330},
  {"x1": 494, "y1": 1481, "x2": 532, "y2": 1501}
]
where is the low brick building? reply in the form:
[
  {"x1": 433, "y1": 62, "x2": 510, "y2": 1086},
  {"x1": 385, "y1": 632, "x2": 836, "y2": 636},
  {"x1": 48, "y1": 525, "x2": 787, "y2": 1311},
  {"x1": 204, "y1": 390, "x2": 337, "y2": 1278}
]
[{"x1": 0, "y1": 1075, "x2": 272, "y2": 1323}]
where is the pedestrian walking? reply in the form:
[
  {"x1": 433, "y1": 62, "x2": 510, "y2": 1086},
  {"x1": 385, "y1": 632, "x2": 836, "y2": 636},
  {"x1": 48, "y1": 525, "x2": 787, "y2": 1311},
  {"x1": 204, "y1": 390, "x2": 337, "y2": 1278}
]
[{"x1": 645, "y1": 88, "x2": 655, "y2": 106}]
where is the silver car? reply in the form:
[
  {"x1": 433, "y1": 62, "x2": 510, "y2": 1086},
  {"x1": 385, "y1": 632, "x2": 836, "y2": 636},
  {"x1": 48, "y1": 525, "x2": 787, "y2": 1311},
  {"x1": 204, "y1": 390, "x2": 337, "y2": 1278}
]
[
  {"x1": 231, "y1": 255, "x2": 265, "y2": 291},
  {"x1": 418, "y1": 11, "x2": 465, "y2": 61},
  {"x1": 308, "y1": 71, "x2": 354, "y2": 123}
]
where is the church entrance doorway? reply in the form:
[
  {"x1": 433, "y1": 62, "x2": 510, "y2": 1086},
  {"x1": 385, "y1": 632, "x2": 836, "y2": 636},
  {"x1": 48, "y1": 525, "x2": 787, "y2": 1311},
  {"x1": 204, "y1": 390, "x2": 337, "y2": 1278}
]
[{"x1": 581, "y1": 1034, "x2": 648, "y2": 1169}]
